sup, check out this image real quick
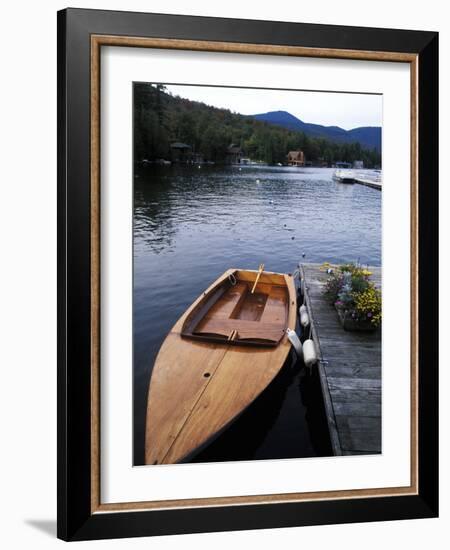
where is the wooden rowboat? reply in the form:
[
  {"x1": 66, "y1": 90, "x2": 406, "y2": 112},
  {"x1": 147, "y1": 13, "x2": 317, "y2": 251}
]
[{"x1": 145, "y1": 268, "x2": 297, "y2": 465}]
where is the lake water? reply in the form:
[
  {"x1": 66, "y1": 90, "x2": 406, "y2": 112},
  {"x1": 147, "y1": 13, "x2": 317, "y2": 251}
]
[{"x1": 133, "y1": 165, "x2": 381, "y2": 465}]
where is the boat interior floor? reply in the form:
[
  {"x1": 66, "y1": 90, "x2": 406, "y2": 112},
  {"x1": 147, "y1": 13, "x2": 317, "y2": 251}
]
[{"x1": 182, "y1": 279, "x2": 288, "y2": 346}]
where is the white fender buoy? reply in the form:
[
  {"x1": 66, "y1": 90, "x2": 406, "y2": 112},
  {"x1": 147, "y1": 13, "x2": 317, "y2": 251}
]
[
  {"x1": 300, "y1": 310, "x2": 310, "y2": 328},
  {"x1": 299, "y1": 304, "x2": 310, "y2": 327},
  {"x1": 303, "y1": 339, "x2": 317, "y2": 370},
  {"x1": 300, "y1": 312, "x2": 309, "y2": 327},
  {"x1": 286, "y1": 328, "x2": 302, "y2": 358}
]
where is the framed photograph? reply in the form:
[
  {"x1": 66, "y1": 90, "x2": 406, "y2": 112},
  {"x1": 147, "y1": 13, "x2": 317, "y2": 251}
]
[{"x1": 57, "y1": 8, "x2": 438, "y2": 541}]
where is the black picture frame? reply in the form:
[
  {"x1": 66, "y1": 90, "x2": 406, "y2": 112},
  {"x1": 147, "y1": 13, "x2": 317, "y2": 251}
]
[{"x1": 57, "y1": 7, "x2": 438, "y2": 541}]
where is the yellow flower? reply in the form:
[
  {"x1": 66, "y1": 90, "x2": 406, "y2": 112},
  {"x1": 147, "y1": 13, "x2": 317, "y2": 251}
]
[{"x1": 352, "y1": 284, "x2": 382, "y2": 326}]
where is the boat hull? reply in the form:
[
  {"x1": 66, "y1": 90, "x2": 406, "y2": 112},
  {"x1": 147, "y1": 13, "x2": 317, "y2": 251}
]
[{"x1": 145, "y1": 268, "x2": 297, "y2": 465}]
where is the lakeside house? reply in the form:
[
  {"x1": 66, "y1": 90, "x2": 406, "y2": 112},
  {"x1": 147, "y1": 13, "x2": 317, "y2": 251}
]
[
  {"x1": 226, "y1": 144, "x2": 244, "y2": 164},
  {"x1": 287, "y1": 150, "x2": 305, "y2": 166},
  {"x1": 170, "y1": 142, "x2": 192, "y2": 162}
]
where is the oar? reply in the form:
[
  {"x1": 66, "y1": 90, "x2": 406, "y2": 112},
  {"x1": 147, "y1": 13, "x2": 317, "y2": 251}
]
[{"x1": 251, "y1": 263, "x2": 265, "y2": 294}]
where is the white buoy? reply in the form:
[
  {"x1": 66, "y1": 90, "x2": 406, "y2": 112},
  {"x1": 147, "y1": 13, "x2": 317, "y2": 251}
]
[
  {"x1": 298, "y1": 304, "x2": 309, "y2": 328},
  {"x1": 256, "y1": 179, "x2": 260, "y2": 183},
  {"x1": 286, "y1": 328, "x2": 302, "y2": 358},
  {"x1": 303, "y1": 339, "x2": 317, "y2": 370}
]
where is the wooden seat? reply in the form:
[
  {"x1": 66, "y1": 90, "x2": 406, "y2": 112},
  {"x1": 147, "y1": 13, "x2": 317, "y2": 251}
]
[{"x1": 193, "y1": 318, "x2": 285, "y2": 344}]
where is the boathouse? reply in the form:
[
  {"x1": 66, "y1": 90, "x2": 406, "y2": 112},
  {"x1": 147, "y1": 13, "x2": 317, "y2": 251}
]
[
  {"x1": 226, "y1": 144, "x2": 243, "y2": 164},
  {"x1": 170, "y1": 142, "x2": 191, "y2": 162},
  {"x1": 287, "y1": 150, "x2": 305, "y2": 166}
]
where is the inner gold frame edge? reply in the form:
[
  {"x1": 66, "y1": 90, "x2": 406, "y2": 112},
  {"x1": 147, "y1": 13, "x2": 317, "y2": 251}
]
[{"x1": 90, "y1": 34, "x2": 419, "y2": 514}]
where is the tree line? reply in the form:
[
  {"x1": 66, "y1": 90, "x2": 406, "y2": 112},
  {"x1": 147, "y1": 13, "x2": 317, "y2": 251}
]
[{"x1": 134, "y1": 83, "x2": 381, "y2": 167}]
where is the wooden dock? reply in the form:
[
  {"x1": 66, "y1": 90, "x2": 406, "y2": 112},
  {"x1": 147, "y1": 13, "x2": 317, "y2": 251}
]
[
  {"x1": 353, "y1": 176, "x2": 382, "y2": 190},
  {"x1": 300, "y1": 263, "x2": 381, "y2": 456},
  {"x1": 333, "y1": 170, "x2": 382, "y2": 190}
]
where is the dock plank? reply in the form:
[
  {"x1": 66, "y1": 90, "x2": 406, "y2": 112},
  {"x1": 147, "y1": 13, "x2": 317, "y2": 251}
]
[
  {"x1": 332, "y1": 400, "x2": 381, "y2": 417},
  {"x1": 324, "y1": 365, "x2": 381, "y2": 379},
  {"x1": 300, "y1": 263, "x2": 381, "y2": 456},
  {"x1": 336, "y1": 415, "x2": 381, "y2": 452}
]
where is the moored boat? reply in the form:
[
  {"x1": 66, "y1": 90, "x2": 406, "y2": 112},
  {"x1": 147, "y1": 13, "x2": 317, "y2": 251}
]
[
  {"x1": 333, "y1": 169, "x2": 355, "y2": 183},
  {"x1": 145, "y1": 267, "x2": 297, "y2": 465}
]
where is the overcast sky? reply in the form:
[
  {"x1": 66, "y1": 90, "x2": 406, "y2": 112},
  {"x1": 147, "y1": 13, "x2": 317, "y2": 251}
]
[{"x1": 163, "y1": 84, "x2": 382, "y2": 130}]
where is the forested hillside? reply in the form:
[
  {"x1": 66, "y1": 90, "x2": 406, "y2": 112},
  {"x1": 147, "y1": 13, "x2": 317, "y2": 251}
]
[{"x1": 134, "y1": 83, "x2": 381, "y2": 167}]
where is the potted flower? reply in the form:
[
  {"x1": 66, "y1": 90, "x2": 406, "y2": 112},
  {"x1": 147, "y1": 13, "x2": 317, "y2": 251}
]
[{"x1": 323, "y1": 263, "x2": 381, "y2": 331}]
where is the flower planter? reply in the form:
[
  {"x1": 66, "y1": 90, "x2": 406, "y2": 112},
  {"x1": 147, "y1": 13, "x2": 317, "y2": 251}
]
[
  {"x1": 335, "y1": 305, "x2": 378, "y2": 332},
  {"x1": 324, "y1": 263, "x2": 382, "y2": 332}
]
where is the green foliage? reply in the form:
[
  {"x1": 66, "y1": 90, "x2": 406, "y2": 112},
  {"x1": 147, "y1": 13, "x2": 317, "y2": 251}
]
[{"x1": 133, "y1": 83, "x2": 382, "y2": 166}]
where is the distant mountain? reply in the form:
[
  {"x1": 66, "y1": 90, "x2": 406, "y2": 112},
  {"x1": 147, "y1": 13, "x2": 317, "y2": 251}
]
[{"x1": 251, "y1": 110, "x2": 381, "y2": 152}]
